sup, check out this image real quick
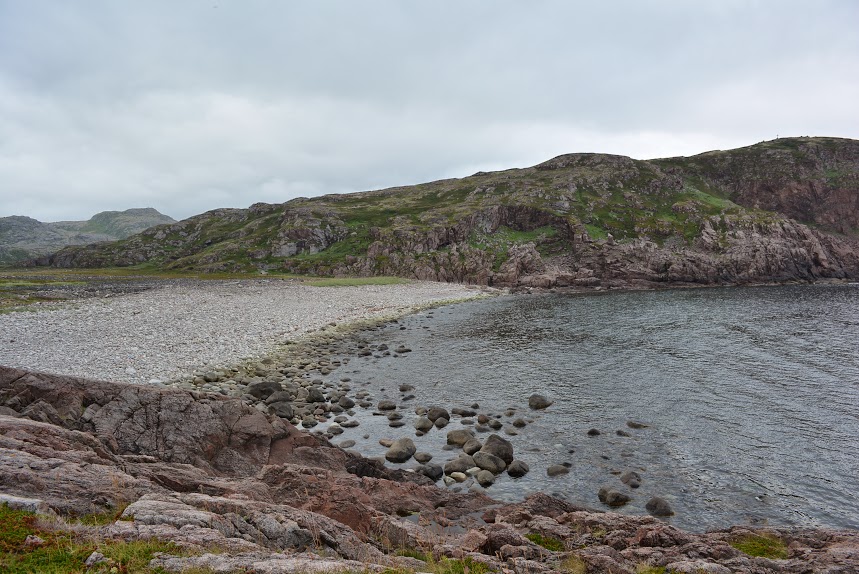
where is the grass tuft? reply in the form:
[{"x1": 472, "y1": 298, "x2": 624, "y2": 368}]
[
  {"x1": 730, "y1": 533, "x2": 789, "y2": 559},
  {"x1": 525, "y1": 533, "x2": 565, "y2": 551}
]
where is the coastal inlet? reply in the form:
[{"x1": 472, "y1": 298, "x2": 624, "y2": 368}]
[{"x1": 299, "y1": 284, "x2": 859, "y2": 532}]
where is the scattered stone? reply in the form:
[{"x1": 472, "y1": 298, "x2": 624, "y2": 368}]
[
  {"x1": 646, "y1": 497, "x2": 675, "y2": 517},
  {"x1": 377, "y1": 400, "x2": 397, "y2": 411},
  {"x1": 420, "y1": 463, "x2": 444, "y2": 482},
  {"x1": 616, "y1": 430, "x2": 631, "y2": 437},
  {"x1": 547, "y1": 464, "x2": 570, "y2": 477},
  {"x1": 385, "y1": 437, "x2": 417, "y2": 463},
  {"x1": 462, "y1": 438, "x2": 482, "y2": 455},
  {"x1": 379, "y1": 438, "x2": 394, "y2": 448},
  {"x1": 447, "y1": 429, "x2": 475, "y2": 446},
  {"x1": 507, "y1": 460, "x2": 530, "y2": 478},
  {"x1": 338, "y1": 440, "x2": 356, "y2": 449},
  {"x1": 512, "y1": 418, "x2": 527, "y2": 428},
  {"x1": 414, "y1": 416, "x2": 433, "y2": 431},
  {"x1": 450, "y1": 471, "x2": 467, "y2": 483},
  {"x1": 434, "y1": 417, "x2": 449, "y2": 428},
  {"x1": 338, "y1": 396, "x2": 355, "y2": 409},
  {"x1": 621, "y1": 471, "x2": 642, "y2": 488},
  {"x1": 479, "y1": 434, "x2": 514, "y2": 465},
  {"x1": 399, "y1": 384, "x2": 414, "y2": 392},
  {"x1": 598, "y1": 487, "x2": 631, "y2": 507},
  {"x1": 444, "y1": 454, "x2": 476, "y2": 475},
  {"x1": 627, "y1": 420, "x2": 649, "y2": 429},
  {"x1": 427, "y1": 406, "x2": 450, "y2": 422},
  {"x1": 476, "y1": 470, "x2": 496, "y2": 487},
  {"x1": 414, "y1": 452, "x2": 433, "y2": 463},
  {"x1": 528, "y1": 393, "x2": 553, "y2": 410},
  {"x1": 587, "y1": 428, "x2": 601, "y2": 436},
  {"x1": 473, "y1": 451, "x2": 507, "y2": 474}
]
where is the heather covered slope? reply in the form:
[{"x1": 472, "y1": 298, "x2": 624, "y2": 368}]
[{"x1": 39, "y1": 138, "x2": 859, "y2": 288}]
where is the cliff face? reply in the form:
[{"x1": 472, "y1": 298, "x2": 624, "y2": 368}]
[
  {"x1": 0, "y1": 207, "x2": 175, "y2": 265},
  {"x1": 38, "y1": 137, "x2": 859, "y2": 288}
]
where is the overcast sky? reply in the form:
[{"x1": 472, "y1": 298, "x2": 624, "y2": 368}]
[{"x1": 1, "y1": 1, "x2": 857, "y2": 222}]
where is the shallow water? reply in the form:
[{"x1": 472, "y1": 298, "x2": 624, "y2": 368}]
[{"x1": 323, "y1": 284, "x2": 859, "y2": 531}]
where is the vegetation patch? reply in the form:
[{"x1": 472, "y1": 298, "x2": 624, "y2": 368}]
[
  {"x1": 525, "y1": 533, "x2": 565, "y2": 551},
  {"x1": 304, "y1": 276, "x2": 411, "y2": 287},
  {"x1": 0, "y1": 503, "x2": 203, "y2": 574},
  {"x1": 394, "y1": 548, "x2": 429, "y2": 562},
  {"x1": 560, "y1": 554, "x2": 588, "y2": 574},
  {"x1": 729, "y1": 533, "x2": 789, "y2": 559}
]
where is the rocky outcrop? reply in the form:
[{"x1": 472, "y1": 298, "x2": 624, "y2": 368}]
[
  {"x1": 1, "y1": 366, "x2": 857, "y2": 573},
  {"x1": 35, "y1": 137, "x2": 859, "y2": 289}
]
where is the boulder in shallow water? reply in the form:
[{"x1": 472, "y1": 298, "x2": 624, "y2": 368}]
[
  {"x1": 528, "y1": 393, "x2": 553, "y2": 410},
  {"x1": 473, "y1": 451, "x2": 507, "y2": 474},
  {"x1": 479, "y1": 434, "x2": 514, "y2": 465},
  {"x1": 414, "y1": 416, "x2": 433, "y2": 431},
  {"x1": 507, "y1": 459, "x2": 529, "y2": 478},
  {"x1": 646, "y1": 496, "x2": 675, "y2": 516},
  {"x1": 427, "y1": 406, "x2": 450, "y2": 422},
  {"x1": 462, "y1": 438, "x2": 482, "y2": 455},
  {"x1": 476, "y1": 470, "x2": 496, "y2": 487},
  {"x1": 385, "y1": 438, "x2": 416, "y2": 463},
  {"x1": 547, "y1": 464, "x2": 569, "y2": 477},
  {"x1": 447, "y1": 429, "x2": 475, "y2": 446},
  {"x1": 444, "y1": 454, "x2": 476, "y2": 475},
  {"x1": 621, "y1": 471, "x2": 642, "y2": 488}
]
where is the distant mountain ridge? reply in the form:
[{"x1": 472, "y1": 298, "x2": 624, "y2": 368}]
[
  {"x1": 37, "y1": 137, "x2": 859, "y2": 288},
  {"x1": 0, "y1": 208, "x2": 175, "y2": 265}
]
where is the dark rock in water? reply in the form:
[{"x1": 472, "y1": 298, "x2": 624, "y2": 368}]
[
  {"x1": 473, "y1": 451, "x2": 507, "y2": 474},
  {"x1": 512, "y1": 418, "x2": 527, "y2": 428},
  {"x1": 616, "y1": 430, "x2": 631, "y2": 437},
  {"x1": 444, "y1": 454, "x2": 476, "y2": 475},
  {"x1": 427, "y1": 406, "x2": 450, "y2": 422},
  {"x1": 379, "y1": 438, "x2": 394, "y2": 447},
  {"x1": 328, "y1": 425, "x2": 344, "y2": 435},
  {"x1": 528, "y1": 394, "x2": 553, "y2": 410},
  {"x1": 476, "y1": 469, "x2": 495, "y2": 487},
  {"x1": 627, "y1": 420, "x2": 649, "y2": 429},
  {"x1": 338, "y1": 396, "x2": 355, "y2": 409},
  {"x1": 386, "y1": 412, "x2": 403, "y2": 421},
  {"x1": 385, "y1": 438, "x2": 416, "y2": 463},
  {"x1": 587, "y1": 428, "x2": 601, "y2": 436},
  {"x1": 396, "y1": 346, "x2": 412, "y2": 353},
  {"x1": 462, "y1": 438, "x2": 482, "y2": 455},
  {"x1": 399, "y1": 384, "x2": 414, "y2": 392},
  {"x1": 402, "y1": 394, "x2": 415, "y2": 401},
  {"x1": 507, "y1": 460, "x2": 530, "y2": 478},
  {"x1": 414, "y1": 452, "x2": 433, "y2": 463},
  {"x1": 646, "y1": 497, "x2": 675, "y2": 517},
  {"x1": 377, "y1": 399, "x2": 397, "y2": 411},
  {"x1": 447, "y1": 429, "x2": 475, "y2": 446},
  {"x1": 420, "y1": 463, "x2": 444, "y2": 482},
  {"x1": 340, "y1": 420, "x2": 360, "y2": 428},
  {"x1": 268, "y1": 401, "x2": 294, "y2": 419},
  {"x1": 434, "y1": 417, "x2": 449, "y2": 429},
  {"x1": 480, "y1": 434, "x2": 514, "y2": 465},
  {"x1": 460, "y1": 418, "x2": 474, "y2": 425},
  {"x1": 547, "y1": 464, "x2": 569, "y2": 477},
  {"x1": 452, "y1": 407, "x2": 477, "y2": 417},
  {"x1": 388, "y1": 420, "x2": 405, "y2": 428},
  {"x1": 477, "y1": 414, "x2": 490, "y2": 424},
  {"x1": 301, "y1": 417, "x2": 318, "y2": 428},
  {"x1": 488, "y1": 419, "x2": 503, "y2": 430},
  {"x1": 247, "y1": 380, "x2": 282, "y2": 399},
  {"x1": 598, "y1": 487, "x2": 631, "y2": 507},
  {"x1": 621, "y1": 471, "x2": 642, "y2": 488},
  {"x1": 474, "y1": 424, "x2": 491, "y2": 433},
  {"x1": 414, "y1": 416, "x2": 433, "y2": 431},
  {"x1": 338, "y1": 440, "x2": 356, "y2": 449},
  {"x1": 307, "y1": 387, "x2": 326, "y2": 403}
]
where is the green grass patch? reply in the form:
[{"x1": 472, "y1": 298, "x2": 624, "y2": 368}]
[
  {"x1": 304, "y1": 276, "x2": 410, "y2": 287},
  {"x1": 525, "y1": 533, "x2": 565, "y2": 551},
  {"x1": 636, "y1": 565, "x2": 665, "y2": 574},
  {"x1": 0, "y1": 503, "x2": 202, "y2": 573},
  {"x1": 730, "y1": 533, "x2": 788, "y2": 559},
  {"x1": 584, "y1": 224, "x2": 607, "y2": 240},
  {"x1": 432, "y1": 557, "x2": 490, "y2": 574}
]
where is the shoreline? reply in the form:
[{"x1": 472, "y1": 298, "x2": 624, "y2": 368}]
[{"x1": 0, "y1": 277, "x2": 494, "y2": 385}]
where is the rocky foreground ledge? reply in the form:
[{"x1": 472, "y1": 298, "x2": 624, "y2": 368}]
[{"x1": 1, "y1": 366, "x2": 857, "y2": 574}]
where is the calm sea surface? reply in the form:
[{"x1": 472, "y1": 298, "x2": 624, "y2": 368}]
[{"x1": 329, "y1": 284, "x2": 859, "y2": 531}]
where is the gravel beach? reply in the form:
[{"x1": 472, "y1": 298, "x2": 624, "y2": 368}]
[{"x1": 0, "y1": 278, "x2": 485, "y2": 385}]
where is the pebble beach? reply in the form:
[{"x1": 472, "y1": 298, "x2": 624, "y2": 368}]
[{"x1": 0, "y1": 278, "x2": 486, "y2": 385}]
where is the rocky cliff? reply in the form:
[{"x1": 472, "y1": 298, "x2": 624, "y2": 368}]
[
  {"x1": 0, "y1": 207, "x2": 175, "y2": 265},
  {"x1": 2, "y1": 366, "x2": 857, "y2": 573},
  {"x1": 38, "y1": 138, "x2": 859, "y2": 288}
]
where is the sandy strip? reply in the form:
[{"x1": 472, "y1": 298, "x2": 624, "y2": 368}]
[{"x1": 0, "y1": 279, "x2": 487, "y2": 385}]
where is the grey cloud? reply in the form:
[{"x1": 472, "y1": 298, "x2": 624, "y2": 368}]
[{"x1": 1, "y1": 0, "x2": 857, "y2": 221}]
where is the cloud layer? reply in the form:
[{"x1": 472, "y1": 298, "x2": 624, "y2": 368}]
[{"x1": 2, "y1": 1, "x2": 857, "y2": 221}]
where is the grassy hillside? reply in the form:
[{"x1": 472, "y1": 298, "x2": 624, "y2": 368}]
[{"x1": 36, "y1": 138, "x2": 859, "y2": 287}]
